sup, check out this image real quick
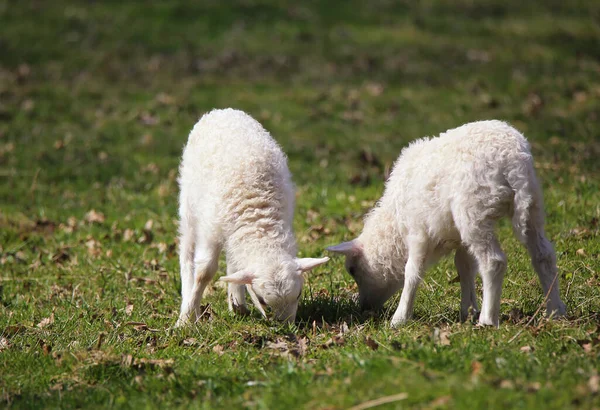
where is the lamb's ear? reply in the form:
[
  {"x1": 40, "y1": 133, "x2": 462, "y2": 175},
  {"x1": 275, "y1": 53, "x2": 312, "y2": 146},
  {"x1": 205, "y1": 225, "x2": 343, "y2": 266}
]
[
  {"x1": 327, "y1": 240, "x2": 363, "y2": 256},
  {"x1": 296, "y1": 257, "x2": 330, "y2": 273},
  {"x1": 219, "y1": 270, "x2": 255, "y2": 285}
]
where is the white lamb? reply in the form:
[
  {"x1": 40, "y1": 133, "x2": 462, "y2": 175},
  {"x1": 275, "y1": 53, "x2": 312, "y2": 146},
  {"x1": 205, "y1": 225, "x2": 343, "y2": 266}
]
[
  {"x1": 328, "y1": 120, "x2": 567, "y2": 327},
  {"x1": 176, "y1": 108, "x2": 329, "y2": 326}
]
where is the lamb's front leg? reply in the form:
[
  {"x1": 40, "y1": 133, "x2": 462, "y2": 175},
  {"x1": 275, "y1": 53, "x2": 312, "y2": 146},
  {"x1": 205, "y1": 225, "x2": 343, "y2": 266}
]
[
  {"x1": 390, "y1": 238, "x2": 426, "y2": 327},
  {"x1": 177, "y1": 238, "x2": 221, "y2": 327},
  {"x1": 227, "y1": 265, "x2": 249, "y2": 315}
]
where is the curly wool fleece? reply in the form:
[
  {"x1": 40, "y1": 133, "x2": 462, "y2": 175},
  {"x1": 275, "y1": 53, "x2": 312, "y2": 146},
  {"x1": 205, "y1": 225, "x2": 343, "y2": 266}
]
[
  {"x1": 177, "y1": 109, "x2": 328, "y2": 326},
  {"x1": 329, "y1": 120, "x2": 566, "y2": 327}
]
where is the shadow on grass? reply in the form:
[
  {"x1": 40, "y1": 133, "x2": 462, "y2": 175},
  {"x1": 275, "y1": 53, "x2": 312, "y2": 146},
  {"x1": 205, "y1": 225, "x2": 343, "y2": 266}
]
[{"x1": 295, "y1": 292, "x2": 389, "y2": 331}]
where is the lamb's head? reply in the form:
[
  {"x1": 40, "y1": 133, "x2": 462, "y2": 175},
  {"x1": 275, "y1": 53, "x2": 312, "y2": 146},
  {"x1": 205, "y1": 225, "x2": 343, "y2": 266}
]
[
  {"x1": 328, "y1": 239, "x2": 401, "y2": 310},
  {"x1": 221, "y1": 257, "x2": 329, "y2": 322}
]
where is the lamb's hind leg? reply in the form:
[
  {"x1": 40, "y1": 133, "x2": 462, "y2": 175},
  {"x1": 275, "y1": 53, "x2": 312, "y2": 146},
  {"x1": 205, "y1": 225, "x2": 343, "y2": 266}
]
[
  {"x1": 526, "y1": 228, "x2": 567, "y2": 317},
  {"x1": 454, "y1": 247, "x2": 479, "y2": 322},
  {"x1": 176, "y1": 213, "x2": 195, "y2": 327},
  {"x1": 177, "y1": 233, "x2": 221, "y2": 326},
  {"x1": 468, "y1": 235, "x2": 506, "y2": 327}
]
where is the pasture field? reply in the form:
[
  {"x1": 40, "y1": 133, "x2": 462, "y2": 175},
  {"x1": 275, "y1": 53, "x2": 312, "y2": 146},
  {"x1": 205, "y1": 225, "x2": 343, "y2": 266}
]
[{"x1": 1, "y1": 1, "x2": 599, "y2": 408}]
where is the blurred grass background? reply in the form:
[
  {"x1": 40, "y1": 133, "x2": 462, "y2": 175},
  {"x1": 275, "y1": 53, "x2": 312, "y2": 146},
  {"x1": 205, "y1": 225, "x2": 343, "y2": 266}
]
[{"x1": 1, "y1": 1, "x2": 599, "y2": 408}]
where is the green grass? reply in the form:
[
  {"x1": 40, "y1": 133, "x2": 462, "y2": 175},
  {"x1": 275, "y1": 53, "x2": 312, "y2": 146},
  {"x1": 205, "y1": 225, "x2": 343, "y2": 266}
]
[{"x1": 1, "y1": 0, "x2": 600, "y2": 408}]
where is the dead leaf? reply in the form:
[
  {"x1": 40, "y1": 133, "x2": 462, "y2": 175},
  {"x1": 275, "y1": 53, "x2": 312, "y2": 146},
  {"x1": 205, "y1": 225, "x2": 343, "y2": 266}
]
[
  {"x1": 49, "y1": 383, "x2": 63, "y2": 392},
  {"x1": 139, "y1": 112, "x2": 159, "y2": 126},
  {"x1": 134, "y1": 358, "x2": 174, "y2": 371},
  {"x1": 297, "y1": 337, "x2": 309, "y2": 356},
  {"x1": 155, "y1": 92, "x2": 175, "y2": 105},
  {"x1": 579, "y1": 341, "x2": 593, "y2": 354},
  {"x1": 432, "y1": 327, "x2": 451, "y2": 346},
  {"x1": 573, "y1": 91, "x2": 588, "y2": 104},
  {"x1": 123, "y1": 321, "x2": 159, "y2": 333},
  {"x1": 138, "y1": 229, "x2": 153, "y2": 244},
  {"x1": 466, "y1": 49, "x2": 491, "y2": 63},
  {"x1": 51, "y1": 248, "x2": 70, "y2": 265},
  {"x1": 212, "y1": 345, "x2": 224, "y2": 355},
  {"x1": 589, "y1": 374, "x2": 599, "y2": 393},
  {"x1": 520, "y1": 345, "x2": 533, "y2": 353},
  {"x1": 4, "y1": 324, "x2": 26, "y2": 336},
  {"x1": 67, "y1": 216, "x2": 77, "y2": 227},
  {"x1": 85, "y1": 238, "x2": 102, "y2": 257},
  {"x1": 365, "y1": 336, "x2": 379, "y2": 351},
  {"x1": 576, "y1": 248, "x2": 586, "y2": 257},
  {"x1": 499, "y1": 380, "x2": 514, "y2": 389},
  {"x1": 123, "y1": 229, "x2": 135, "y2": 242},
  {"x1": 121, "y1": 354, "x2": 134, "y2": 367},
  {"x1": 321, "y1": 338, "x2": 334, "y2": 349},
  {"x1": 85, "y1": 209, "x2": 105, "y2": 224},
  {"x1": 266, "y1": 339, "x2": 289, "y2": 351},
  {"x1": 364, "y1": 82, "x2": 384, "y2": 96},
  {"x1": 471, "y1": 361, "x2": 482, "y2": 378},
  {"x1": 96, "y1": 332, "x2": 106, "y2": 349},
  {"x1": 41, "y1": 340, "x2": 52, "y2": 355},
  {"x1": 522, "y1": 93, "x2": 543, "y2": 116},
  {"x1": 37, "y1": 313, "x2": 55, "y2": 329},
  {"x1": 17, "y1": 63, "x2": 31, "y2": 79},
  {"x1": 428, "y1": 395, "x2": 451, "y2": 408},
  {"x1": 0, "y1": 337, "x2": 10, "y2": 351},
  {"x1": 22, "y1": 99, "x2": 35, "y2": 111},
  {"x1": 508, "y1": 308, "x2": 524, "y2": 323},
  {"x1": 181, "y1": 338, "x2": 198, "y2": 347},
  {"x1": 51, "y1": 350, "x2": 63, "y2": 365},
  {"x1": 439, "y1": 330, "x2": 451, "y2": 346},
  {"x1": 154, "y1": 242, "x2": 168, "y2": 253},
  {"x1": 125, "y1": 304, "x2": 134, "y2": 317}
]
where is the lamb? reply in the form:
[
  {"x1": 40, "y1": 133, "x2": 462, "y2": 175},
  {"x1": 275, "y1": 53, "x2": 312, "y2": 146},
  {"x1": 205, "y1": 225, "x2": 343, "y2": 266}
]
[
  {"x1": 328, "y1": 120, "x2": 567, "y2": 327},
  {"x1": 176, "y1": 108, "x2": 329, "y2": 327}
]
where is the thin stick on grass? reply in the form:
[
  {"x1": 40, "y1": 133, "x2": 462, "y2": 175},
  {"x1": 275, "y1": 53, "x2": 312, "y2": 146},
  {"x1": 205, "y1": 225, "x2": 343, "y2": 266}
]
[
  {"x1": 348, "y1": 393, "x2": 409, "y2": 410},
  {"x1": 507, "y1": 269, "x2": 561, "y2": 344},
  {"x1": 29, "y1": 167, "x2": 40, "y2": 199}
]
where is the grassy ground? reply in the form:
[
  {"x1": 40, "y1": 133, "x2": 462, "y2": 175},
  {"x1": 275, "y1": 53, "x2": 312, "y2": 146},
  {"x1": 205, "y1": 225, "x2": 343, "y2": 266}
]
[{"x1": 1, "y1": 0, "x2": 600, "y2": 408}]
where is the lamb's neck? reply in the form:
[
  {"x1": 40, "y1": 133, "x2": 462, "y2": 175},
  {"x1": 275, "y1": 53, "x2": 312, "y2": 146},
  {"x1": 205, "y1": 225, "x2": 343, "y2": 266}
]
[
  {"x1": 361, "y1": 205, "x2": 408, "y2": 280},
  {"x1": 227, "y1": 224, "x2": 297, "y2": 269}
]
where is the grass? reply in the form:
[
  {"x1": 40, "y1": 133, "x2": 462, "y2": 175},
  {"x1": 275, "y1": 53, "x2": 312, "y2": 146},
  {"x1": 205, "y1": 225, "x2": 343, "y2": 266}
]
[{"x1": 1, "y1": 0, "x2": 600, "y2": 408}]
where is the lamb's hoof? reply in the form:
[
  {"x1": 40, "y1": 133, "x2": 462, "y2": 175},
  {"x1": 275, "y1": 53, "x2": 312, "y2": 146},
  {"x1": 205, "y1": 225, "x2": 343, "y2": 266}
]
[
  {"x1": 477, "y1": 315, "x2": 499, "y2": 327},
  {"x1": 461, "y1": 309, "x2": 481, "y2": 323},
  {"x1": 231, "y1": 304, "x2": 250, "y2": 316},
  {"x1": 175, "y1": 316, "x2": 190, "y2": 328},
  {"x1": 390, "y1": 317, "x2": 408, "y2": 328},
  {"x1": 547, "y1": 301, "x2": 567, "y2": 318}
]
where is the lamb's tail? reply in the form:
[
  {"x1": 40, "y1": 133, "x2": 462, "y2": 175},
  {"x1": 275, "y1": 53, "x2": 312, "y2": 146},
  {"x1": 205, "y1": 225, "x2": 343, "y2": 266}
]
[{"x1": 505, "y1": 150, "x2": 545, "y2": 244}]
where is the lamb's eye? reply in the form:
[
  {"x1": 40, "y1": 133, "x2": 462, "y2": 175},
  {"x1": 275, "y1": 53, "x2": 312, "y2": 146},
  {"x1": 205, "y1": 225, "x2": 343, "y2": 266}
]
[{"x1": 257, "y1": 295, "x2": 267, "y2": 306}]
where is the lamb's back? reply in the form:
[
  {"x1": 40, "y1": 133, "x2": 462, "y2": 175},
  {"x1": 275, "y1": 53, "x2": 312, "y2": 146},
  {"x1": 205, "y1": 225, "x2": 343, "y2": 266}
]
[
  {"x1": 179, "y1": 109, "x2": 294, "y2": 237},
  {"x1": 380, "y1": 120, "x2": 529, "y2": 238},
  {"x1": 182, "y1": 108, "x2": 288, "y2": 181}
]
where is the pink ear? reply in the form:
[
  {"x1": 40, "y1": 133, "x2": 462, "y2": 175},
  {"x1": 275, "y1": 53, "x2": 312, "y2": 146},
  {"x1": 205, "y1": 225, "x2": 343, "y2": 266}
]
[
  {"x1": 219, "y1": 270, "x2": 255, "y2": 285},
  {"x1": 327, "y1": 240, "x2": 362, "y2": 256},
  {"x1": 296, "y1": 257, "x2": 330, "y2": 272}
]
